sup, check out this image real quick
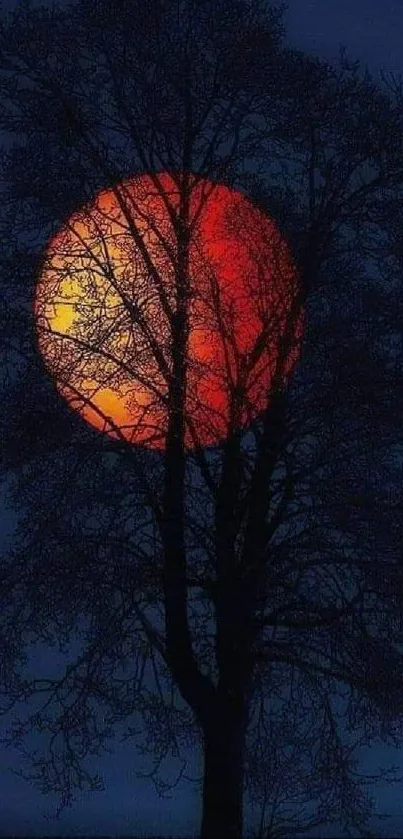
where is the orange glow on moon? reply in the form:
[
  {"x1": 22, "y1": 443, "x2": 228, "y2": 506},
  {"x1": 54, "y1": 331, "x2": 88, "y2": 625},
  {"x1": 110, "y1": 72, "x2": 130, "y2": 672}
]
[{"x1": 34, "y1": 172, "x2": 303, "y2": 449}]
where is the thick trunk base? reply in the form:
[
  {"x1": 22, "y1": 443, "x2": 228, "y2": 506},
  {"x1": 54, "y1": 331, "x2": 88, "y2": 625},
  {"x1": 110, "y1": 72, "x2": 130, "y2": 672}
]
[{"x1": 201, "y1": 716, "x2": 245, "y2": 839}]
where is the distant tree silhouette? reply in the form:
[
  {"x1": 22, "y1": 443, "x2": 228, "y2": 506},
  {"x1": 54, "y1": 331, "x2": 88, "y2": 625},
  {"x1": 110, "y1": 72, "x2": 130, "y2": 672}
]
[{"x1": 0, "y1": 2, "x2": 403, "y2": 837}]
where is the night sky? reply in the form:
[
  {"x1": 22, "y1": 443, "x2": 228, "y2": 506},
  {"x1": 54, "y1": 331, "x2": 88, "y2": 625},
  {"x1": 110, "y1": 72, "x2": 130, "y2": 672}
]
[{"x1": 1, "y1": 0, "x2": 403, "y2": 836}]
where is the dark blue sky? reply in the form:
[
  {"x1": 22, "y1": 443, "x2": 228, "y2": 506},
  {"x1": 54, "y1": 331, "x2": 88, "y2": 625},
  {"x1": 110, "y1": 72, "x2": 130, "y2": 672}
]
[
  {"x1": 285, "y1": 0, "x2": 403, "y2": 75},
  {"x1": 1, "y1": 0, "x2": 403, "y2": 836}
]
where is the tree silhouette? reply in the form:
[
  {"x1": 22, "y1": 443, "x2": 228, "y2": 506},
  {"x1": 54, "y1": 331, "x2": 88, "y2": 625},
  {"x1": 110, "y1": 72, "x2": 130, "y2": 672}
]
[{"x1": 1, "y1": 1, "x2": 403, "y2": 837}]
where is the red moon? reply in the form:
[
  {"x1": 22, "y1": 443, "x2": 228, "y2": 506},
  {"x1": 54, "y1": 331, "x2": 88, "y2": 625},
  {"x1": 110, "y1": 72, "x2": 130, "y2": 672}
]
[{"x1": 35, "y1": 172, "x2": 302, "y2": 449}]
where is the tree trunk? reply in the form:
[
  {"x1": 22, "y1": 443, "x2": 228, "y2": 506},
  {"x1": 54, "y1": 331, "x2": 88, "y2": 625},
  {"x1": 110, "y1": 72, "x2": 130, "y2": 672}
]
[{"x1": 201, "y1": 709, "x2": 245, "y2": 839}]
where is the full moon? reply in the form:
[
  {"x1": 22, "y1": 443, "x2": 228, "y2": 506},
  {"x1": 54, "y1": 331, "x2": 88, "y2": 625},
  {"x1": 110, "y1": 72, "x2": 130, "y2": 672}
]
[{"x1": 35, "y1": 172, "x2": 302, "y2": 449}]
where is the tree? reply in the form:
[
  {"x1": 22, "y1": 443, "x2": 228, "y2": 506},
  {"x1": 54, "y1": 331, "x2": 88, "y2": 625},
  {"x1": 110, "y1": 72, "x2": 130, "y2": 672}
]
[{"x1": 1, "y1": 1, "x2": 403, "y2": 837}]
